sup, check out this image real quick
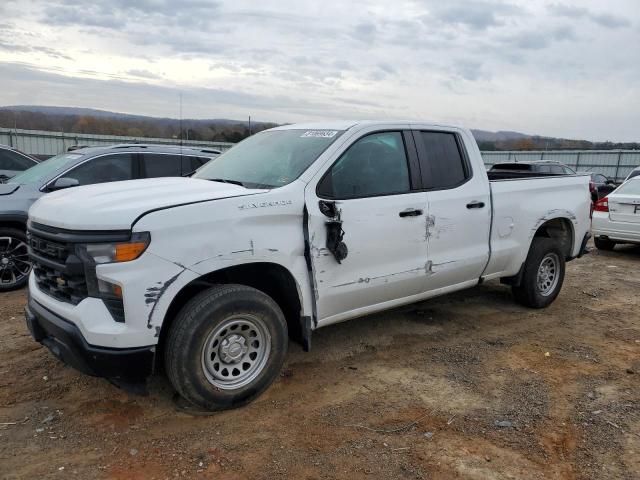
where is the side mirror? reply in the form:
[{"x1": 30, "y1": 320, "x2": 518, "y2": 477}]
[{"x1": 49, "y1": 177, "x2": 79, "y2": 191}]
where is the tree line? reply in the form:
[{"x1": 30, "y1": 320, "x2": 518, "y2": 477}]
[
  {"x1": 477, "y1": 137, "x2": 640, "y2": 151},
  {"x1": 0, "y1": 109, "x2": 277, "y2": 143}
]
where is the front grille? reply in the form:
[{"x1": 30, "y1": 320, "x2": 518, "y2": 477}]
[{"x1": 28, "y1": 233, "x2": 88, "y2": 305}]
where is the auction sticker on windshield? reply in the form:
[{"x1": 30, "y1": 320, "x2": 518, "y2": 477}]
[{"x1": 301, "y1": 130, "x2": 338, "y2": 138}]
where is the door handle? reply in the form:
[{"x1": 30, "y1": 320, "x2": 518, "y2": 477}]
[
  {"x1": 399, "y1": 208, "x2": 423, "y2": 217},
  {"x1": 466, "y1": 201, "x2": 485, "y2": 209}
]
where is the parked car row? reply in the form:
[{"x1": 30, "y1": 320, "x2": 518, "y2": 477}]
[{"x1": 0, "y1": 144, "x2": 219, "y2": 290}]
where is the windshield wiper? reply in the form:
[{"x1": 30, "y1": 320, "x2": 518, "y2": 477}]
[{"x1": 208, "y1": 178, "x2": 246, "y2": 187}]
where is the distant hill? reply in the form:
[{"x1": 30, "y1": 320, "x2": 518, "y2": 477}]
[
  {"x1": 3, "y1": 105, "x2": 262, "y2": 126},
  {"x1": 470, "y1": 129, "x2": 530, "y2": 142},
  {"x1": 1, "y1": 105, "x2": 638, "y2": 149}
]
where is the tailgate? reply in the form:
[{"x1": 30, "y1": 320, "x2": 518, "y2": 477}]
[{"x1": 609, "y1": 196, "x2": 640, "y2": 223}]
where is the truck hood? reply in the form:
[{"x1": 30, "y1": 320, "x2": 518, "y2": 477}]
[{"x1": 28, "y1": 177, "x2": 266, "y2": 230}]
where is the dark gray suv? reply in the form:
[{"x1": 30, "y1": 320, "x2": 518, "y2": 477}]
[{"x1": 0, "y1": 144, "x2": 220, "y2": 291}]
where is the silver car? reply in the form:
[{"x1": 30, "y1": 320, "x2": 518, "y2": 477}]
[
  {"x1": 592, "y1": 177, "x2": 640, "y2": 250},
  {"x1": 0, "y1": 144, "x2": 219, "y2": 291}
]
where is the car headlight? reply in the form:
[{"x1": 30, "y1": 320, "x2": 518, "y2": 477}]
[
  {"x1": 75, "y1": 232, "x2": 150, "y2": 323},
  {"x1": 82, "y1": 232, "x2": 151, "y2": 264}
]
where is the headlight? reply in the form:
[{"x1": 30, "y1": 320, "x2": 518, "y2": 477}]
[
  {"x1": 82, "y1": 232, "x2": 150, "y2": 264},
  {"x1": 74, "y1": 232, "x2": 150, "y2": 323}
]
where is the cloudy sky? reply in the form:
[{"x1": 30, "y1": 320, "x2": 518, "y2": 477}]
[{"x1": 0, "y1": 0, "x2": 638, "y2": 141}]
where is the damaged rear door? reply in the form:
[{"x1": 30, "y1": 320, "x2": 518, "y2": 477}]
[
  {"x1": 305, "y1": 129, "x2": 429, "y2": 325},
  {"x1": 413, "y1": 130, "x2": 491, "y2": 289}
]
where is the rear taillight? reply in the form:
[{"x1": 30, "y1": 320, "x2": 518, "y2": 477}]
[{"x1": 594, "y1": 197, "x2": 609, "y2": 212}]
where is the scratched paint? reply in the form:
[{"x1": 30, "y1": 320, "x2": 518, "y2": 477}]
[
  {"x1": 425, "y1": 214, "x2": 436, "y2": 240},
  {"x1": 330, "y1": 260, "x2": 459, "y2": 288},
  {"x1": 530, "y1": 209, "x2": 578, "y2": 238},
  {"x1": 433, "y1": 217, "x2": 457, "y2": 240},
  {"x1": 144, "y1": 268, "x2": 186, "y2": 332}
]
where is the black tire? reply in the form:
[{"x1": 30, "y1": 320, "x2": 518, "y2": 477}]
[
  {"x1": 165, "y1": 284, "x2": 288, "y2": 411},
  {"x1": 512, "y1": 238, "x2": 566, "y2": 309},
  {"x1": 0, "y1": 228, "x2": 31, "y2": 292},
  {"x1": 594, "y1": 237, "x2": 616, "y2": 251}
]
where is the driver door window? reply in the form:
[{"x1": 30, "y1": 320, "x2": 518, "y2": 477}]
[
  {"x1": 66, "y1": 154, "x2": 134, "y2": 186},
  {"x1": 318, "y1": 131, "x2": 410, "y2": 199}
]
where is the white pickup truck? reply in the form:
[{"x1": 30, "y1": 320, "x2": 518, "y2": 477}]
[{"x1": 24, "y1": 121, "x2": 591, "y2": 410}]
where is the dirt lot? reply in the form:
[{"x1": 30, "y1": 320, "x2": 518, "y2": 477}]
[{"x1": 1, "y1": 242, "x2": 639, "y2": 480}]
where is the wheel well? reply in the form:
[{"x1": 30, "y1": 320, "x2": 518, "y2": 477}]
[
  {"x1": 500, "y1": 217, "x2": 574, "y2": 287},
  {"x1": 157, "y1": 262, "x2": 303, "y2": 361},
  {"x1": 533, "y1": 218, "x2": 574, "y2": 259}
]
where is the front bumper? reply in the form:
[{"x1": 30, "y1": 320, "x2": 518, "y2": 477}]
[{"x1": 25, "y1": 295, "x2": 155, "y2": 391}]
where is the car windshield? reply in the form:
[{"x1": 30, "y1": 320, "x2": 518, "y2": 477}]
[
  {"x1": 8, "y1": 153, "x2": 83, "y2": 184},
  {"x1": 194, "y1": 129, "x2": 344, "y2": 188},
  {"x1": 615, "y1": 178, "x2": 640, "y2": 195}
]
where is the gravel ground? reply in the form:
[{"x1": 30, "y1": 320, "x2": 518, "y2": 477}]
[{"x1": 1, "y1": 241, "x2": 639, "y2": 479}]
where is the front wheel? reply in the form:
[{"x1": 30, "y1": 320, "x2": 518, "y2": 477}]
[
  {"x1": 165, "y1": 284, "x2": 288, "y2": 411},
  {"x1": 0, "y1": 228, "x2": 31, "y2": 292},
  {"x1": 512, "y1": 238, "x2": 566, "y2": 308}
]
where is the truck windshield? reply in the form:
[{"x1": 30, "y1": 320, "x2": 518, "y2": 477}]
[
  {"x1": 194, "y1": 129, "x2": 344, "y2": 188},
  {"x1": 8, "y1": 153, "x2": 83, "y2": 184}
]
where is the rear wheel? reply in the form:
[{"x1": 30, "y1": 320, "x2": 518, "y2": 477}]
[
  {"x1": 512, "y1": 238, "x2": 565, "y2": 308},
  {"x1": 165, "y1": 284, "x2": 288, "y2": 411},
  {"x1": 594, "y1": 237, "x2": 616, "y2": 251},
  {"x1": 0, "y1": 228, "x2": 31, "y2": 292}
]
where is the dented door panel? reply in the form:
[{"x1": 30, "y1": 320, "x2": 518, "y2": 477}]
[
  {"x1": 414, "y1": 128, "x2": 491, "y2": 289},
  {"x1": 306, "y1": 192, "x2": 430, "y2": 324}
]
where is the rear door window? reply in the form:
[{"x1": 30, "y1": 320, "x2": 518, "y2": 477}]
[
  {"x1": 0, "y1": 149, "x2": 34, "y2": 171},
  {"x1": 141, "y1": 154, "x2": 182, "y2": 178},
  {"x1": 549, "y1": 165, "x2": 564, "y2": 174},
  {"x1": 65, "y1": 154, "x2": 134, "y2": 186},
  {"x1": 414, "y1": 131, "x2": 469, "y2": 189}
]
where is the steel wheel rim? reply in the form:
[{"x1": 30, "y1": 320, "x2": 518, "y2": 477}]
[
  {"x1": 201, "y1": 314, "x2": 271, "y2": 390},
  {"x1": 0, "y1": 236, "x2": 31, "y2": 287},
  {"x1": 536, "y1": 253, "x2": 559, "y2": 296}
]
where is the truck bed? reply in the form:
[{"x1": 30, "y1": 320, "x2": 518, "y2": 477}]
[
  {"x1": 483, "y1": 173, "x2": 591, "y2": 279},
  {"x1": 487, "y1": 170, "x2": 573, "y2": 181}
]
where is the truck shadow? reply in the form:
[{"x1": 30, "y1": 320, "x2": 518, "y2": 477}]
[{"x1": 594, "y1": 244, "x2": 640, "y2": 258}]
